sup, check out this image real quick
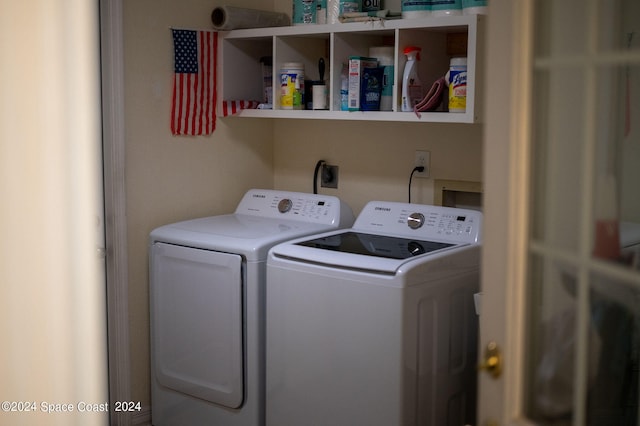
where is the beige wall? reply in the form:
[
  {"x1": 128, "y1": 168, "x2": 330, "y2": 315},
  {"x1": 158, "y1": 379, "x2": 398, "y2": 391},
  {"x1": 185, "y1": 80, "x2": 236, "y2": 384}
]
[
  {"x1": 273, "y1": 120, "x2": 483, "y2": 215},
  {"x1": 124, "y1": 0, "x2": 274, "y2": 408},
  {"x1": 124, "y1": 0, "x2": 483, "y2": 411}
]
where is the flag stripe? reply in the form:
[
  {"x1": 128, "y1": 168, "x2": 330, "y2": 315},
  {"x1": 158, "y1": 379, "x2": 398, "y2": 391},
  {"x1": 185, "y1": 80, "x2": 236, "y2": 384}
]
[
  {"x1": 211, "y1": 32, "x2": 218, "y2": 134},
  {"x1": 185, "y1": 73, "x2": 192, "y2": 134},
  {"x1": 201, "y1": 31, "x2": 209, "y2": 135},
  {"x1": 202, "y1": 31, "x2": 209, "y2": 135},
  {"x1": 178, "y1": 74, "x2": 186, "y2": 133}
]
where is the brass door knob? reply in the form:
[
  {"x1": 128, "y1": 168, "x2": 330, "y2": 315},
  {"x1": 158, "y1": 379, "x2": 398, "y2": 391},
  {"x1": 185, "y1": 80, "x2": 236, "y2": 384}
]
[{"x1": 478, "y1": 341, "x2": 502, "y2": 378}]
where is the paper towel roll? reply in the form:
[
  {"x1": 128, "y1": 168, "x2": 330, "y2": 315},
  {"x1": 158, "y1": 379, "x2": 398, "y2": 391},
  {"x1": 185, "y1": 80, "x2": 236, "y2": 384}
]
[
  {"x1": 211, "y1": 6, "x2": 290, "y2": 30},
  {"x1": 312, "y1": 84, "x2": 328, "y2": 110}
]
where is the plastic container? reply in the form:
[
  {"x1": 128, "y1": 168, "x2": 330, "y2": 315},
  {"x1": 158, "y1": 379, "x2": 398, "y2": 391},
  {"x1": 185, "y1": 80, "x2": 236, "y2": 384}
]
[
  {"x1": 431, "y1": 0, "x2": 462, "y2": 16},
  {"x1": 446, "y1": 57, "x2": 467, "y2": 112},
  {"x1": 348, "y1": 56, "x2": 378, "y2": 111},
  {"x1": 362, "y1": 0, "x2": 380, "y2": 13},
  {"x1": 401, "y1": 46, "x2": 422, "y2": 112},
  {"x1": 280, "y1": 62, "x2": 305, "y2": 110},
  {"x1": 293, "y1": 0, "x2": 317, "y2": 24},
  {"x1": 369, "y1": 46, "x2": 394, "y2": 111},
  {"x1": 317, "y1": 0, "x2": 328, "y2": 23},
  {"x1": 462, "y1": 0, "x2": 488, "y2": 15},
  {"x1": 401, "y1": 0, "x2": 430, "y2": 18}
]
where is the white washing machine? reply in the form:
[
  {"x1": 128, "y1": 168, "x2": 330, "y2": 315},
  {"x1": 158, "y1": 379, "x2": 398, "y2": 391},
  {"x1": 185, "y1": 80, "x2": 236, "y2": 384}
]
[
  {"x1": 149, "y1": 189, "x2": 354, "y2": 426},
  {"x1": 266, "y1": 201, "x2": 482, "y2": 426}
]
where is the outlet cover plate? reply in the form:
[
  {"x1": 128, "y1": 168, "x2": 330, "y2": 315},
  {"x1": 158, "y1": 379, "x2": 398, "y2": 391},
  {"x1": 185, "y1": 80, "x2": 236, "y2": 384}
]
[
  {"x1": 414, "y1": 150, "x2": 430, "y2": 178},
  {"x1": 321, "y1": 164, "x2": 339, "y2": 188}
]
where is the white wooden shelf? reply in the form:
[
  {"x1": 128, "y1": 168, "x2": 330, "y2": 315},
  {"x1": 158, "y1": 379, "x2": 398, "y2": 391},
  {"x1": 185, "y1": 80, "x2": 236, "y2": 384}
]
[{"x1": 217, "y1": 15, "x2": 484, "y2": 123}]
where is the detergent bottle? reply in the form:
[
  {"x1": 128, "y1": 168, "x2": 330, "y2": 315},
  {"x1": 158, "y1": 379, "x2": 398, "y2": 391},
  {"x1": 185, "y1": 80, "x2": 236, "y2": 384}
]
[{"x1": 401, "y1": 46, "x2": 422, "y2": 112}]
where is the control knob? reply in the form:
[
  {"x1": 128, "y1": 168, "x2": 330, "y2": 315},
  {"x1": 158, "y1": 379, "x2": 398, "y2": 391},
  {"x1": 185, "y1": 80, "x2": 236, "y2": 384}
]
[
  {"x1": 407, "y1": 212, "x2": 425, "y2": 229},
  {"x1": 278, "y1": 198, "x2": 293, "y2": 213}
]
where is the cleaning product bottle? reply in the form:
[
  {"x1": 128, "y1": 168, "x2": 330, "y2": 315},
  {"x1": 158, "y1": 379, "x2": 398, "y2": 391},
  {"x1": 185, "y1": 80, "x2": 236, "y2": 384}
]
[
  {"x1": 401, "y1": 46, "x2": 422, "y2": 112},
  {"x1": 446, "y1": 57, "x2": 467, "y2": 112}
]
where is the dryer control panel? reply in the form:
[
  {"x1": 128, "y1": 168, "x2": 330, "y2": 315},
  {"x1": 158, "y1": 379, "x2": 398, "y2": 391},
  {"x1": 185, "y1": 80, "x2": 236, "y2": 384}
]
[
  {"x1": 354, "y1": 201, "x2": 482, "y2": 243},
  {"x1": 235, "y1": 189, "x2": 354, "y2": 226}
]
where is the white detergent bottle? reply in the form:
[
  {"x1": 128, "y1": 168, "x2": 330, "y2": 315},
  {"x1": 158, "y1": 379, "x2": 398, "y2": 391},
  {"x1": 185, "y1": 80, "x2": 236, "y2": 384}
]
[{"x1": 401, "y1": 46, "x2": 423, "y2": 112}]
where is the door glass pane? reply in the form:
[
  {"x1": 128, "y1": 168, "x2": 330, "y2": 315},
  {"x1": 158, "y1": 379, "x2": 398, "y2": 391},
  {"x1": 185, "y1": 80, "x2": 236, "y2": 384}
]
[
  {"x1": 588, "y1": 272, "x2": 640, "y2": 424},
  {"x1": 525, "y1": 254, "x2": 577, "y2": 425},
  {"x1": 619, "y1": 69, "x2": 640, "y2": 233},
  {"x1": 525, "y1": 256, "x2": 640, "y2": 425},
  {"x1": 526, "y1": 0, "x2": 640, "y2": 424},
  {"x1": 530, "y1": 67, "x2": 586, "y2": 253},
  {"x1": 592, "y1": 63, "x2": 640, "y2": 266},
  {"x1": 535, "y1": 0, "x2": 588, "y2": 57},
  {"x1": 596, "y1": 0, "x2": 640, "y2": 54}
]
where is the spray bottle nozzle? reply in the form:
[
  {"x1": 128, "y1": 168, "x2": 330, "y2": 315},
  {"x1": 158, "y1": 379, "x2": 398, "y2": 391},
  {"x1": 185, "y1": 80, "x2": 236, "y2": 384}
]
[{"x1": 403, "y1": 46, "x2": 422, "y2": 61}]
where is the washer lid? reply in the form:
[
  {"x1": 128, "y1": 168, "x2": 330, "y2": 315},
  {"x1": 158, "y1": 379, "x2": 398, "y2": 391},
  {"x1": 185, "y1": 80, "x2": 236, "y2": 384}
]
[
  {"x1": 149, "y1": 189, "x2": 355, "y2": 261},
  {"x1": 271, "y1": 229, "x2": 468, "y2": 274},
  {"x1": 150, "y1": 214, "x2": 336, "y2": 260},
  {"x1": 297, "y1": 231, "x2": 455, "y2": 259}
]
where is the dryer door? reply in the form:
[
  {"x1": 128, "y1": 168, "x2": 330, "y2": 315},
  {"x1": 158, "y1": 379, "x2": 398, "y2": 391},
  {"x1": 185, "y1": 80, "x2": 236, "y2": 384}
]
[{"x1": 151, "y1": 242, "x2": 243, "y2": 408}]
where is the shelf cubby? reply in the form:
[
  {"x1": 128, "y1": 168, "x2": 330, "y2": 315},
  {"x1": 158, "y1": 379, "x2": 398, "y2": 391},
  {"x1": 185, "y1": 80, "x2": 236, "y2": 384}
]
[{"x1": 217, "y1": 14, "x2": 484, "y2": 123}]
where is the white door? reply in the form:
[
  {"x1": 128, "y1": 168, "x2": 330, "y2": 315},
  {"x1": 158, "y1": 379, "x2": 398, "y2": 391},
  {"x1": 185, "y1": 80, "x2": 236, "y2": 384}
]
[
  {"x1": 0, "y1": 1, "x2": 109, "y2": 424},
  {"x1": 480, "y1": 0, "x2": 640, "y2": 425}
]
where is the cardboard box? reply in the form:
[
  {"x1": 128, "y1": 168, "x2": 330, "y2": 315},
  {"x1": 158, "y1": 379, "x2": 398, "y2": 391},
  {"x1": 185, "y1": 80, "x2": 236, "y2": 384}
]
[{"x1": 348, "y1": 56, "x2": 378, "y2": 111}]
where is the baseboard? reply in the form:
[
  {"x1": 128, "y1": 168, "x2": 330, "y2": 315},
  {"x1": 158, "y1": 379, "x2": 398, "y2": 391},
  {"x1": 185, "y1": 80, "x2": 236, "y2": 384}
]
[{"x1": 131, "y1": 406, "x2": 151, "y2": 426}]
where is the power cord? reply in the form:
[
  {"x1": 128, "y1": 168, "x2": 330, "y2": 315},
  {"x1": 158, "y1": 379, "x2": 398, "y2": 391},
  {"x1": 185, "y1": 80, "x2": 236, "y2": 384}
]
[
  {"x1": 408, "y1": 166, "x2": 425, "y2": 203},
  {"x1": 313, "y1": 159, "x2": 326, "y2": 194}
]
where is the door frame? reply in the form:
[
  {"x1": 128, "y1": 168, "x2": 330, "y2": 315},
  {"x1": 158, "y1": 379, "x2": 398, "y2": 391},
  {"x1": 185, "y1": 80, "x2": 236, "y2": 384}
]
[
  {"x1": 478, "y1": 0, "x2": 535, "y2": 423},
  {"x1": 101, "y1": 0, "x2": 133, "y2": 424}
]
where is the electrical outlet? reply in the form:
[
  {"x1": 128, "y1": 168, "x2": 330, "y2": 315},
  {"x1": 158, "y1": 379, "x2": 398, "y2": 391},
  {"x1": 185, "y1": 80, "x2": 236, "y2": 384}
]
[
  {"x1": 414, "y1": 150, "x2": 430, "y2": 178},
  {"x1": 321, "y1": 164, "x2": 339, "y2": 188}
]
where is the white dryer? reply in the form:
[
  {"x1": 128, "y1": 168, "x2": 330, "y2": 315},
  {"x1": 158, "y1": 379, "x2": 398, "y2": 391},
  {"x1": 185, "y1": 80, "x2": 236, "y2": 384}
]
[
  {"x1": 149, "y1": 189, "x2": 354, "y2": 426},
  {"x1": 266, "y1": 201, "x2": 482, "y2": 426}
]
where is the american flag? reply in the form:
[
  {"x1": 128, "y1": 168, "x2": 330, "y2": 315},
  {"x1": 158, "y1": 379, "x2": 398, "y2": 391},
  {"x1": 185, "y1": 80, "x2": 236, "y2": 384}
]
[{"x1": 171, "y1": 29, "x2": 217, "y2": 136}]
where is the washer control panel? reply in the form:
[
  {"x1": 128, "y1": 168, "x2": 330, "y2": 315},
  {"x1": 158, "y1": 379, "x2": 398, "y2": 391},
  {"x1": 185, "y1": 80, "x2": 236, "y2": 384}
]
[
  {"x1": 355, "y1": 201, "x2": 482, "y2": 243},
  {"x1": 235, "y1": 189, "x2": 354, "y2": 225}
]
